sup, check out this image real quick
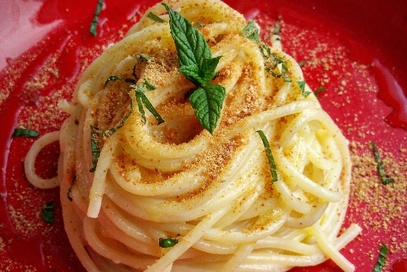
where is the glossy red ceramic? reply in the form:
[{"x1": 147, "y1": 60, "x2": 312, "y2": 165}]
[{"x1": 1, "y1": 0, "x2": 406, "y2": 271}]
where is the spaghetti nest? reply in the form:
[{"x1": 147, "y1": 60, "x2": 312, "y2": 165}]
[{"x1": 57, "y1": 0, "x2": 360, "y2": 271}]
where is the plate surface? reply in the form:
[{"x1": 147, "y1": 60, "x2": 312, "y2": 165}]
[{"x1": 0, "y1": 0, "x2": 406, "y2": 271}]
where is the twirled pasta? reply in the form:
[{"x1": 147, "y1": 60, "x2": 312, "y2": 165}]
[{"x1": 54, "y1": 0, "x2": 361, "y2": 271}]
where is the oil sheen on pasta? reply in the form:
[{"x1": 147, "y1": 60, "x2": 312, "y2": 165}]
[{"x1": 54, "y1": 0, "x2": 360, "y2": 271}]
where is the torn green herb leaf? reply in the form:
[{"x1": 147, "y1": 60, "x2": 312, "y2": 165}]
[
  {"x1": 373, "y1": 244, "x2": 389, "y2": 272},
  {"x1": 273, "y1": 22, "x2": 281, "y2": 35},
  {"x1": 147, "y1": 12, "x2": 165, "y2": 23},
  {"x1": 104, "y1": 75, "x2": 136, "y2": 88},
  {"x1": 256, "y1": 130, "x2": 278, "y2": 183},
  {"x1": 298, "y1": 61, "x2": 306, "y2": 67},
  {"x1": 90, "y1": 125, "x2": 101, "y2": 173},
  {"x1": 102, "y1": 101, "x2": 134, "y2": 138},
  {"x1": 163, "y1": 3, "x2": 226, "y2": 134},
  {"x1": 242, "y1": 21, "x2": 292, "y2": 82},
  {"x1": 242, "y1": 20, "x2": 260, "y2": 42},
  {"x1": 42, "y1": 201, "x2": 54, "y2": 224},
  {"x1": 298, "y1": 81, "x2": 311, "y2": 97},
  {"x1": 104, "y1": 54, "x2": 164, "y2": 127},
  {"x1": 12, "y1": 128, "x2": 39, "y2": 138},
  {"x1": 371, "y1": 142, "x2": 395, "y2": 185},
  {"x1": 163, "y1": 3, "x2": 221, "y2": 87},
  {"x1": 314, "y1": 86, "x2": 326, "y2": 98},
  {"x1": 189, "y1": 84, "x2": 226, "y2": 134},
  {"x1": 90, "y1": 0, "x2": 104, "y2": 36},
  {"x1": 159, "y1": 235, "x2": 180, "y2": 248},
  {"x1": 134, "y1": 88, "x2": 165, "y2": 125}
]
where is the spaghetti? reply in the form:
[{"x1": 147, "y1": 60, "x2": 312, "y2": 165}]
[{"x1": 26, "y1": 0, "x2": 361, "y2": 271}]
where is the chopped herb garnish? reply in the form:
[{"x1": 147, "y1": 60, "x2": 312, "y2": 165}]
[
  {"x1": 242, "y1": 21, "x2": 291, "y2": 82},
  {"x1": 103, "y1": 55, "x2": 164, "y2": 126},
  {"x1": 140, "y1": 78, "x2": 156, "y2": 91},
  {"x1": 273, "y1": 21, "x2": 281, "y2": 35},
  {"x1": 104, "y1": 75, "x2": 136, "y2": 88},
  {"x1": 90, "y1": 0, "x2": 104, "y2": 36},
  {"x1": 373, "y1": 244, "x2": 389, "y2": 272},
  {"x1": 147, "y1": 12, "x2": 165, "y2": 23},
  {"x1": 314, "y1": 86, "x2": 326, "y2": 98},
  {"x1": 88, "y1": 99, "x2": 133, "y2": 172},
  {"x1": 135, "y1": 54, "x2": 154, "y2": 62},
  {"x1": 298, "y1": 61, "x2": 306, "y2": 67},
  {"x1": 90, "y1": 125, "x2": 101, "y2": 172},
  {"x1": 298, "y1": 81, "x2": 311, "y2": 97},
  {"x1": 103, "y1": 101, "x2": 134, "y2": 138},
  {"x1": 242, "y1": 20, "x2": 260, "y2": 43},
  {"x1": 132, "y1": 54, "x2": 154, "y2": 79},
  {"x1": 265, "y1": 55, "x2": 292, "y2": 82},
  {"x1": 371, "y1": 142, "x2": 395, "y2": 185},
  {"x1": 12, "y1": 128, "x2": 39, "y2": 138},
  {"x1": 256, "y1": 130, "x2": 278, "y2": 183},
  {"x1": 163, "y1": 3, "x2": 226, "y2": 134},
  {"x1": 134, "y1": 80, "x2": 164, "y2": 124},
  {"x1": 89, "y1": 105, "x2": 135, "y2": 172},
  {"x1": 159, "y1": 235, "x2": 180, "y2": 248},
  {"x1": 42, "y1": 201, "x2": 54, "y2": 224}
]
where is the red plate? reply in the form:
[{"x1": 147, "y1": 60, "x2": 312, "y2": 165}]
[{"x1": 1, "y1": 0, "x2": 406, "y2": 271}]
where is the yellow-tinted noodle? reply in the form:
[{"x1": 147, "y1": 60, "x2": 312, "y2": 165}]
[{"x1": 23, "y1": 0, "x2": 362, "y2": 271}]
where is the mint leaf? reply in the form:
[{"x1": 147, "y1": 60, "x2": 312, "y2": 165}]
[
  {"x1": 90, "y1": 125, "x2": 101, "y2": 172},
  {"x1": 298, "y1": 81, "x2": 311, "y2": 97},
  {"x1": 162, "y1": 3, "x2": 219, "y2": 87},
  {"x1": 134, "y1": 54, "x2": 154, "y2": 62},
  {"x1": 189, "y1": 84, "x2": 225, "y2": 134},
  {"x1": 104, "y1": 75, "x2": 136, "y2": 88},
  {"x1": 135, "y1": 92, "x2": 148, "y2": 124},
  {"x1": 178, "y1": 56, "x2": 221, "y2": 86},
  {"x1": 163, "y1": 3, "x2": 211, "y2": 65},
  {"x1": 159, "y1": 237, "x2": 178, "y2": 248},
  {"x1": 105, "y1": 73, "x2": 164, "y2": 126},
  {"x1": 314, "y1": 86, "x2": 326, "y2": 98},
  {"x1": 132, "y1": 79, "x2": 164, "y2": 124},
  {"x1": 201, "y1": 56, "x2": 222, "y2": 83},
  {"x1": 41, "y1": 201, "x2": 54, "y2": 224},
  {"x1": 159, "y1": 235, "x2": 180, "y2": 248},
  {"x1": 102, "y1": 100, "x2": 133, "y2": 138},
  {"x1": 273, "y1": 22, "x2": 281, "y2": 35},
  {"x1": 256, "y1": 130, "x2": 278, "y2": 183},
  {"x1": 242, "y1": 20, "x2": 260, "y2": 42},
  {"x1": 373, "y1": 244, "x2": 389, "y2": 272},
  {"x1": 243, "y1": 21, "x2": 292, "y2": 83},
  {"x1": 147, "y1": 12, "x2": 165, "y2": 23},
  {"x1": 298, "y1": 61, "x2": 306, "y2": 67},
  {"x1": 178, "y1": 64, "x2": 201, "y2": 82},
  {"x1": 135, "y1": 91, "x2": 164, "y2": 124},
  {"x1": 90, "y1": 0, "x2": 104, "y2": 36},
  {"x1": 163, "y1": 3, "x2": 226, "y2": 134},
  {"x1": 371, "y1": 142, "x2": 395, "y2": 185},
  {"x1": 12, "y1": 128, "x2": 39, "y2": 138},
  {"x1": 139, "y1": 78, "x2": 156, "y2": 92}
]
